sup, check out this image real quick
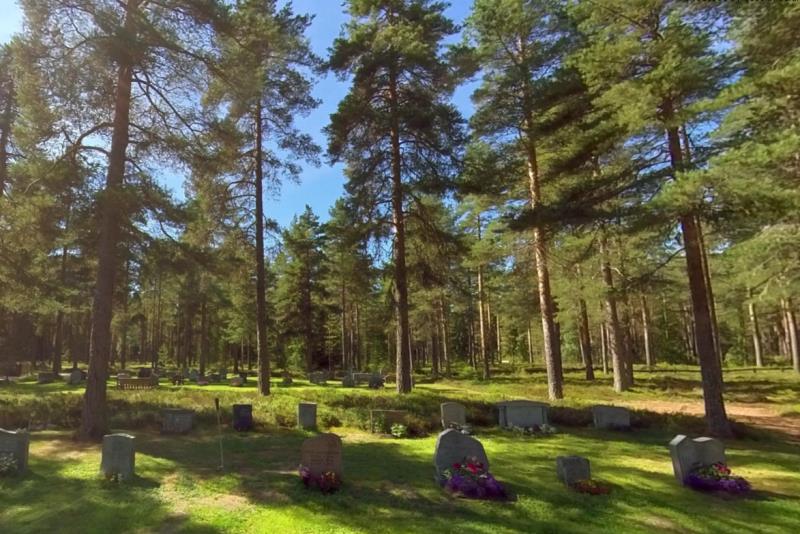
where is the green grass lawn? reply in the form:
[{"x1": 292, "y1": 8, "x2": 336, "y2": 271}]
[{"x1": 1, "y1": 367, "x2": 799, "y2": 533}]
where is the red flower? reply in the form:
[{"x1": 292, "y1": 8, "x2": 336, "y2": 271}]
[{"x1": 453, "y1": 463, "x2": 461, "y2": 469}]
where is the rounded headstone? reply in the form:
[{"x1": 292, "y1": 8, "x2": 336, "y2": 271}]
[
  {"x1": 101, "y1": 433, "x2": 135, "y2": 481},
  {"x1": 433, "y1": 429, "x2": 488, "y2": 482}
]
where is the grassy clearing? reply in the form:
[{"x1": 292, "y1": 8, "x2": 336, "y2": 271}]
[{"x1": 1, "y1": 366, "x2": 799, "y2": 533}]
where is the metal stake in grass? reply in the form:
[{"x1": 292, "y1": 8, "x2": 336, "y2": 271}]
[{"x1": 215, "y1": 397, "x2": 224, "y2": 470}]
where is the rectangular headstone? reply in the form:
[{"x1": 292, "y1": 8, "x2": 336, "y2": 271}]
[
  {"x1": 440, "y1": 402, "x2": 466, "y2": 429},
  {"x1": 309, "y1": 371, "x2": 327, "y2": 385},
  {"x1": 66, "y1": 369, "x2": 83, "y2": 386},
  {"x1": 298, "y1": 402, "x2": 317, "y2": 430},
  {"x1": 556, "y1": 456, "x2": 591, "y2": 486},
  {"x1": 233, "y1": 404, "x2": 254, "y2": 431},
  {"x1": 592, "y1": 405, "x2": 631, "y2": 430},
  {"x1": 300, "y1": 433, "x2": 342, "y2": 477},
  {"x1": 101, "y1": 434, "x2": 135, "y2": 481},
  {"x1": 669, "y1": 434, "x2": 726, "y2": 484},
  {"x1": 161, "y1": 409, "x2": 194, "y2": 434},
  {"x1": 497, "y1": 400, "x2": 549, "y2": 428},
  {"x1": 0, "y1": 429, "x2": 30, "y2": 474},
  {"x1": 433, "y1": 429, "x2": 489, "y2": 483},
  {"x1": 369, "y1": 410, "x2": 408, "y2": 433}
]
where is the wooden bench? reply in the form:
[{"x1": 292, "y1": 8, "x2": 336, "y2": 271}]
[{"x1": 117, "y1": 377, "x2": 158, "y2": 390}]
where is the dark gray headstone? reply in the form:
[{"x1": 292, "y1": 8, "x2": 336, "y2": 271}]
[
  {"x1": 592, "y1": 405, "x2": 631, "y2": 429},
  {"x1": 161, "y1": 409, "x2": 194, "y2": 434},
  {"x1": 433, "y1": 429, "x2": 488, "y2": 482},
  {"x1": 496, "y1": 400, "x2": 549, "y2": 428},
  {"x1": 556, "y1": 455, "x2": 590, "y2": 486},
  {"x1": 669, "y1": 434, "x2": 726, "y2": 484},
  {"x1": 233, "y1": 404, "x2": 253, "y2": 431},
  {"x1": 298, "y1": 402, "x2": 317, "y2": 430},
  {"x1": 309, "y1": 371, "x2": 327, "y2": 385},
  {"x1": 66, "y1": 369, "x2": 83, "y2": 385},
  {"x1": 101, "y1": 434, "x2": 135, "y2": 481},
  {"x1": 368, "y1": 373, "x2": 384, "y2": 389},
  {"x1": 0, "y1": 429, "x2": 30, "y2": 474},
  {"x1": 341, "y1": 373, "x2": 355, "y2": 388},
  {"x1": 440, "y1": 402, "x2": 466, "y2": 429}
]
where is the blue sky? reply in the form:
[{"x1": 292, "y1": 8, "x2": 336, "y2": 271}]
[{"x1": 0, "y1": 0, "x2": 476, "y2": 229}]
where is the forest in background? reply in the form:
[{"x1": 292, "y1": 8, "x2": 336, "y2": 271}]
[{"x1": 0, "y1": 0, "x2": 798, "y2": 439}]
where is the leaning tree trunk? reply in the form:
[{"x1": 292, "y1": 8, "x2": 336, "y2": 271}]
[
  {"x1": 78, "y1": 0, "x2": 138, "y2": 441},
  {"x1": 525, "y1": 118, "x2": 562, "y2": 400},
  {"x1": 667, "y1": 121, "x2": 731, "y2": 437},
  {"x1": 254, "y1": 104, "x2": 270, "y2": 395},
  {"x1": 388, "y1": 65, "x2": 412, "y2": 393}
]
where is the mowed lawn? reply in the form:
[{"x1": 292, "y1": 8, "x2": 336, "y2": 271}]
[{"x1": 1, "y1": 367, "x2": 799, "y2": 534}]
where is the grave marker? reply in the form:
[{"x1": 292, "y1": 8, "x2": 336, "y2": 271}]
[
  {"x1": 433, "y1": 429, "x2": 489, "y2": 483},
  {"x1": 298, "y1": 402, "x2": 317, "y2": 430},
  {"x1": 669, "y1": 434, "x2": 726, "y2": 484},
  {"x1": 300, "y1": 433, "x2": 342, "y2": 478},
  {"x1": 101, "y1": 434, "x2": 135, "y2": 481},
  {"x1": 592, "y1": 405, "x2": 631, "y2": 430},
  {"x1": 0, "y1": 429, "x2": 30, "y2": 474},
  {"x1": 440, "y1": 402, "x2": 466, "y2": 429}
]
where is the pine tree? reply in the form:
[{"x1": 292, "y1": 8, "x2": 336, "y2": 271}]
[{"x1": 327, "y1": 0, "x2": 465, "y2": 393}]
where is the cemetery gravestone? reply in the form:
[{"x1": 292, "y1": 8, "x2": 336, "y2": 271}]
[
  {"x1": 369, "y1": 410, "x2": 408, "y2": 433},
  {"x1": 309, "y1": 371, "x2": 327, "y2": 385},
  {"x1": 0, "y1": 429, "x2": 30, "y2": 474},
  {"x1": 592, "y1": 405, "x2": 631, "y2": 430},
  {"x1": 556, "y1": 456, "x2": 591, "y2": 486},
  {"x1": 161, "y1": 409, "x2": 194, "y2": 434},
  {"x1": 37, "y1": 372, "x2": 55, "y2": 384},
  {"x1": 298, "y1": 402, "x2": 317, "y2": 430},
  {"x1": 300, "y1": 433, "x2": 343, "y2": 478},
  {"x1": 137, "y1": 368, "x2": 152, "y2": 379},
  {"x1": 229, "y1": 376, "x2": 244, "y2": 387},
  {"x1": 433, "y1": 429, "x2": 489, "y2": 483},
  {"x1": 669, "y1": 434, "x2": 726, "y2": 484},
  {"x1": 66, "y1": 369, "x2": 83, "y2": 385},
  {"x1": 116, "y1": 372, "x2": 132, "y2": 380},
  {"x1": 496, "y1": 400, "x2": 549, "y2": 428},
  {"x1": 368, "y1": 373, "x2": 384, "y2": 389},
  {"x1": 233, "y1": 404, "x2": 254, "y2": 431},
  {"x1": 341, "y1": 373, "x2": 355, "y2": 388},
  {"x1": 440, "y1": 402, "x2": 467, "y2": 429},
  {"x1": 101, "y1": 434, "x2": 135, "y2": 481}
]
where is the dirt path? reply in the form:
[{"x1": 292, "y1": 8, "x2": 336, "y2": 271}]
[{"x1": 624, "y1": 399, "x2": 800, "y2": 442}]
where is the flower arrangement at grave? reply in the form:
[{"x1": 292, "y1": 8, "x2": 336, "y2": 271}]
[
  {"x1": 441, "y1": 456, "x2": 507, "y2": 500},
  {"x1": 0, "y1": 452, "x2": 18, "y2": 476},
  {"x1": 509, "y1": 423, "x2": 557, "y2": 437},
  {"x1": 299, "y1": 465, "x2": 342, "y2": 494},
  {"x1": 390, "y1": 423, "x2": 408, "y2": 438},
  {"x1": 685, "y1": 462, "x2": 751, "y2": 494},
  {"x1": 571, "y1": 479, "x2": 611, "y2": 495}
]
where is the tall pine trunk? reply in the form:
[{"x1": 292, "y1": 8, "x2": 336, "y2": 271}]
[
  {"x1": 783, "y1": 299, "x2": 799, "y2": 373},
  {"x1": 388, "y1": 65, "x2": 412, "y2": 393},
  {"x1": 601, "y1": 236, "x2": 628, "y2": 392},
  {"x1": 748, "y1": 290, "x2": 763, "y2": 368},
  {"x1": 667, "y1": 121, "x2": 730, "y2": 436},
  {"x1": 641, "y1": 295, "x2": 653, "y2": 367},
  {"x1": 254, "y1": 104, "x2": 270, "y2": 395},
  {"x1": 579, "y1": 298, "x2": 594, "y2": 380},
  {"x1": 78, "y1": 0, "x2": 138, "y2": 441},
  {"x1": 477, "y1": 263, "x2": 489, "y2": 380}
]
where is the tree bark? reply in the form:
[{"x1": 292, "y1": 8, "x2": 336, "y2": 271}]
[
  {"x1": 748, "y1": 291, "x2": 763, "y2": 368},
  {"x1": 667, "y1": 121, "x2": 731, "y2": 436},
  {"x1": 783, "y1": 298, "x2": 799, "y2": 373},
  {"x1": 254, "y1": 103, "x2": 270, "y2": 395},
  {"x1": 477, "y1": 263, "x2": 489, "y2": 380},
  {"x1": 641, "y1": 295, "x2": 653, "y2": 368},
  {"x1": 579, "y1": 298, "x2": 594, "y2": 380},
  {"x1": 599, "y1": 321, "x2": 608, "y2": 375},
  {"x1": 601, "y1": 235, "x2": 628, "y2": 392},
  {"x1": 526, "y1": 322, "x2": 534, "y2": 365},
  {"x1": 79, "y1": 0, "x2": 138, "y2": 441},
  {"x1": 388, "y1": 64, "x2": 412, "y2": 393}
]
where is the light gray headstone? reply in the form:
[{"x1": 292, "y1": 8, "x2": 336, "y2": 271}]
[
  {"x1": 440, "y1": 402, "x2": 467, "y2": 429},
  {"x1": 497, "y1": 400, "x2": 549, "y2": 428},
  {"x1": 0, "y1": 429, "x2": 30, "y2": 474},
  {"x1": 556, "y1": 455, "x2": 591, "y2": 486},
  {"x1": 298, "y1": 402, "x2": 317, "y2": 430},
  {"x1": 101, "y1": 433, "x2": 135, "y2": 481},
  {"x1": 300, "y1": 433, "x2": 342, "y2": 477},
  {"x1": 592, "y1": 405, "x2": 631, "y2": 430},
  {"x1": 669, "y1": 434, "x2": 726, "y2": 484},
  {"x1": 433, "y1": 429, "x2": 489, "y2": 482},
  {"x1": 161, "y1": 409, "x2": 194, "y2": 434}
]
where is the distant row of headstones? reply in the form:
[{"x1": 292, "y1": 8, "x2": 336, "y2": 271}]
[{"x1": 441, "y1": 400, "x2": 631, "y2": 431}]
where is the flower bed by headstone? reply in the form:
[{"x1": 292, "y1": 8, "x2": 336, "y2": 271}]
[
  {"x1": 685, "y1": 462, "x2": 751, "y2": 495},
  {"x1": 441, "y1": 456, "x2": 506, "y2": 500}
]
